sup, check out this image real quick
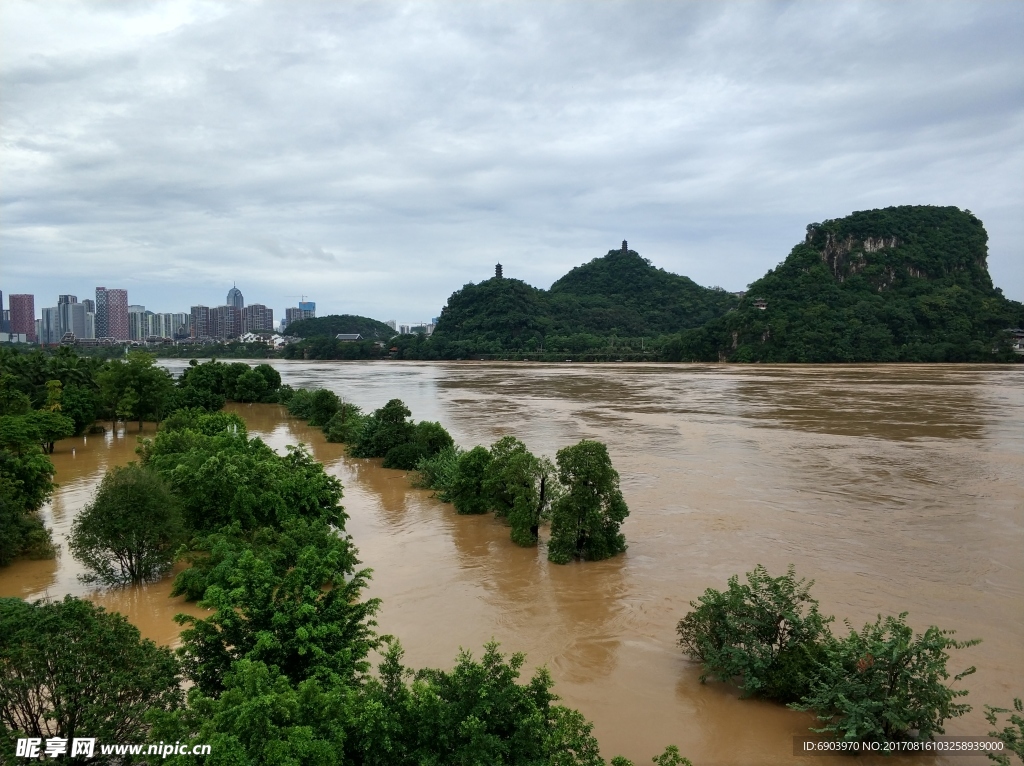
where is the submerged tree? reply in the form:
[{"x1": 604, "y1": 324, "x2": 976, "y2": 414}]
[
  {"x1": 547, "y1": 440, "x2": 628, "y2": 564},
  {"x1": 69, "y1": 463, "x2": 185, "y2": 585},
  {"x1": 791, "y1": 612, "x2": 979, "y2": 743},
  {"x1": 448, "y1": 446, "x2": 493, "y2": 514},
  {"x1": 0, "y1": 596, "x2": 181, "y2": 760},
  {"x1": 676, "y1": 564, "x2": 832, "y2": 702},
  {"x1": 483, "y1": 436, "x2": 556, "y2": 546}
]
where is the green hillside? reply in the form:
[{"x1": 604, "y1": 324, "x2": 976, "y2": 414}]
[
  {"x1": 428, "y1": 247, "x2": 737, "y2": 357},
  {"x1": 549, "y1": 248, "x2": 737, "y2": 335},
  {"x1": 285, "y1": 314, "x2": 396, "y2": 340},
  {"x1": 661, "y1": 206, "x2": 1024, "y2": 362}
]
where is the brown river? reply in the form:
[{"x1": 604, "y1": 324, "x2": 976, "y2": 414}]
[{"x1": 2, "y1": 362, "x2": 1022, "y2": 765}]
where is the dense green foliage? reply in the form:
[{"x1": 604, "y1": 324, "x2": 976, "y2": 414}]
[
  {"x1": 0, "y1": 595, "x2": 182, "y2": 761},
  {"x1": 447, "y1": 445, "x2": 492, "y2": 514},
  {"x1": 0, "y1": 448, "x2": 55, "y2": 565},
  {"x1": 792, "y1": 613, "x2": 979, "y2": 742},
  {"x1": 426, "y1": 249, "x2": 736, "y2": 358},
  {"x1": 662, "y1": 206, "x2": 1024, "y2": 362},
  {"x1": 347, "y1": 398, "x2": 455, "y2": 470},
  {"x1": 140, "y1": 419, "x2": 344, "y2": 533},
  {"x1": 675, "y1": 565, "x2": 832, "y2": 702},
  {"x1": 485, "y1": 437, "x2": 556, "y2": 547},
  {"x1": 677, "y1": 566, "x2": 981, "y2": 744},
  {"x1": 69, "y1": 463, "x2": 185, "y2": 585},
  {"x1": 547, "y1": 441, "x2": 629, "y2": 564},
  {"x1": 285, "y1": 314, "x2": 398, "y2": 340}
]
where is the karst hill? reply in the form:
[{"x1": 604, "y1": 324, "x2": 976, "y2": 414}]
[
  {"x1": 431, "y1": 244, "x2": 738, "y2": 355},
  {"x1": 663, "y1": 205, "x2": 1024, "y2": 362}
]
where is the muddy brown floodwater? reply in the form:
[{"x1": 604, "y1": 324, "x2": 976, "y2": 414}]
[{"x1": 2, "y1": 362, "x2": 1022, "y2": 765}]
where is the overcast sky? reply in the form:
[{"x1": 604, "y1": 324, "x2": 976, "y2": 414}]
[{"x1": 2, "y1": 0, "x2": 1022, "y2": 324}]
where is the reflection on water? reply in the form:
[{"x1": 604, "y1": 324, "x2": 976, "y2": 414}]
[{"x1": 4, "y1": 361, "x2": 1022, "y2": 766}]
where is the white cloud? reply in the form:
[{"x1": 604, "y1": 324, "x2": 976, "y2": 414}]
[{"x1": 2, "y1": 0, "x2": 1022, "y2": 321}]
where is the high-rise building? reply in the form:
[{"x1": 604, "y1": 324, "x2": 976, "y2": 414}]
[
  {"x1": 298, "y1": 301, "x2": 316, "y2": 319},
  {"x1": 57, "y1": 296, "x2": 87, "y2": 339},
  {"x1": 84, "y1": 312, "x2": 95, "y2": 339},
  {"x1": 128, "y1": 305, "x2": 147, "y2": 341},
  {"x1": 96, "y1": 287, "x2": 129, "y2": 340},
  {"x1": 190, "y1": 306, "x2": 211, "y2": 338},
  {"x1": 242, "y1": 303, "x2": 274, "y2": 334},
  {"x1": 210, "y1": 305, "x2": 242, "y2": 340},
  {"x1": 9, "y1": 294, "x2": 36, "y2": 342},
  {"x1": 227, "y1": 285, "x2": 244, "y2": 310},
  {"x1": 39, "y1": 306, "x2": 61, "y2": 345},
  {"x1": 386, "y1": 320, "x2": 397, "y2": 330},
  {"x1": 82, "y1": 298, "x2": 95, "y2": 314}
]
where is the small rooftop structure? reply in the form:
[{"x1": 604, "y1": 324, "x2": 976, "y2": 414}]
[
  {"x1": 336, "y1": 333, "x2": 363, "y2": 342},
  {"x1": 753, "y1": 298, "x2": 768, "y2": 310}
]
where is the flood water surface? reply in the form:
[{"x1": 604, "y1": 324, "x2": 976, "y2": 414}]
[{"x1": 2, "y1": 362, "x2": 1022, "y2": 765}]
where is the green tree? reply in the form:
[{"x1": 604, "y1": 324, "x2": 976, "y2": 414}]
[
  {"x1": 69, "y1": 464, "x2": 185, "y2": 585},
  {"x1": 792, "y1": 612, "x2": 979, "y2": 742},
  {"x1": 676, "y1": 564, "x2": 833, "y2": 701},
  {"x1": 0, "y1": 423, "x2": 57, "y2": 565},
  {"x1": 61, "y1": 383, "x2": 98, "y2": 434},
  {"x1": 350, "y1": 398, "x2": 415, "y2": 458},
  {"x1": 0, "y1": 374, "x2": 32, "y2": 416},
  {"x1": 547, "y1": 440, "x2": 628, "y2": 564},
  {"x1": 984, "y1": 698, "x2": 1024, "y2": 766},
  {"x1": 483, "y1": 437, "x2": 555, "y2": 547},
  {"x1": 23, "y1": 409, "x2": 75, "y2": 453},
  {"x1": 233, "y1": 367, "x2": 269, "y2": 402},
  {"x1": 448, "y1": 446, "x2": 493, "y2": 514},
  {"x1": 0, "y1": 596, "x2": 181, "y2": 761},
  {"x1": 151, "y1": 659, "x2": 350, "y2": 766},
  {"x1": 324, "y1": 402, "x2": 365, "y2": 443},
  {"x1": 176, "y1": 536, "x2": 379, "y2": 697},
  {"x1": 99, "y1": 352, "x2": 174, "y2": 429},
  {"x1": 349, "y1": 640, "x2": 608, "y2": 766}
]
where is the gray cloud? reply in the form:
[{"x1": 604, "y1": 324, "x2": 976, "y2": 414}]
[{"x1": 2, "y1": 0, "x2": 1022, "y2": 324}]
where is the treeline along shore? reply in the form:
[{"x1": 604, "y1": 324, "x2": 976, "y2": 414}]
[
  {"x1": 3, "y1": 348, "x2": 1021, "y2": 763},
  {"x1": 1, "y1": 349, "x2": 694, "y2": 764},
  {"x1": 271, "y1": 206, "x2": 1024, "y2": 364}
]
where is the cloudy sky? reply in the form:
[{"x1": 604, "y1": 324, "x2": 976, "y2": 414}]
[{"x1": 3, "y1": 0, "x2": 1022, "y2": 324}]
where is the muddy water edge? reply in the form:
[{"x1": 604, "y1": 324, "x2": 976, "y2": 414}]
[{"x1": 1, "y1": 361, "x2": 1021, "y2": 766}]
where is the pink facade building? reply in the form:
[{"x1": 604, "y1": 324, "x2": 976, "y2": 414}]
[
  {"x1": 9, "y1": 294, "x2": 36, "y2": 341},
  {"x1": 96, "y1": 287, "x2": 129, "y2": 340}
]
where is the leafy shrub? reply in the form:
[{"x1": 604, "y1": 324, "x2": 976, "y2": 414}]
[
  {"x1": 350, "y1": 399, "x2": 414, "y2": 458},
  {"x1": 383, "y1": 441, "x2": 428, "y2": 470},
  {"x1": 792, "y1": 612, "x2": 979, "y2": 742},
  {"x1": 414, "y1": 445, "x2": 462, "y2": 499},
  {"x1": 984, "y1": 698, "x2": 1024, "y2": 766},
  {"x1": 676, "y1": 564, "x2": 832, "y2": 701},
  {"x1": 324, "y1": 403, "x2": 365, "y2": 443}
]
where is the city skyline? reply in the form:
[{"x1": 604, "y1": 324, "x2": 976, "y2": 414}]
[{"x1": 1, "y1": 1, "x2": 1021, "y2": 320}]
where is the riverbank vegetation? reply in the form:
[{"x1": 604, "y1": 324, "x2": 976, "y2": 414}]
[
  {"x1": 677, "y1": 565, "x2": 983, "y2": 746},
  {"x1": 2, "y1": 398, "x2": 679, "y2": 765},
  {"x1": 282, "y1": 388, "x2": 630, "y2": 562}
]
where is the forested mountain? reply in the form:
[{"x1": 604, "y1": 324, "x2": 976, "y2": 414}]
[
  {"x1": 428, "y1": 247, "x2": 737, "y2": 357},
  {"x1": 661, "y1": 206, "x2": 1024, "y2": 362},
  {"x1": 549, "y1": 248, "x2": 738, "y2": 335},
  {"x1": 285, "y1": 314, "x2": 396, "y2": 340}
]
